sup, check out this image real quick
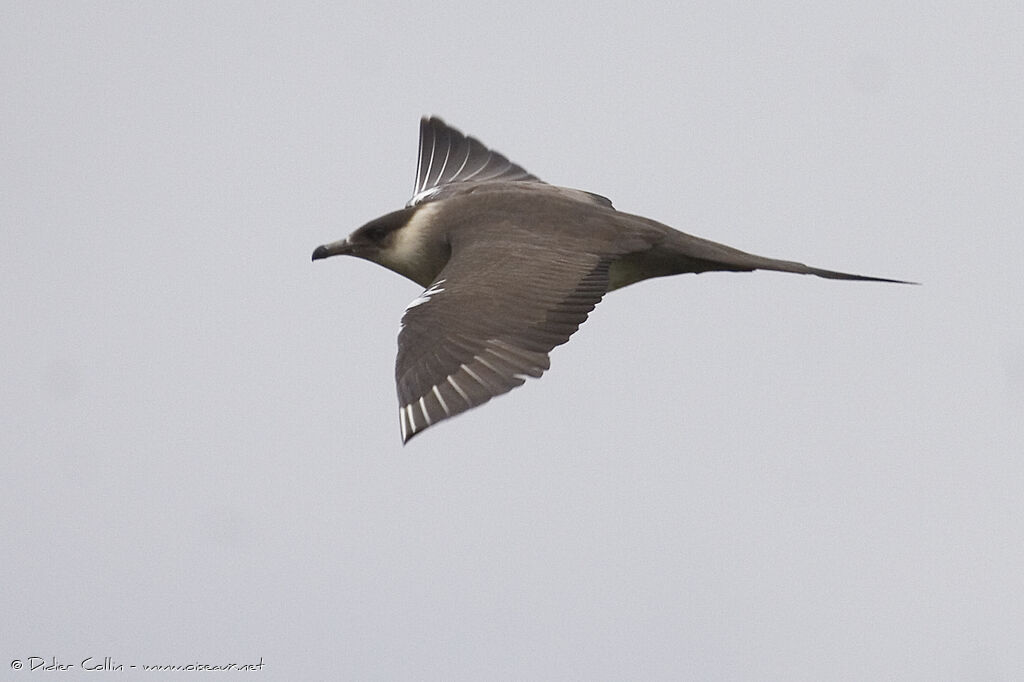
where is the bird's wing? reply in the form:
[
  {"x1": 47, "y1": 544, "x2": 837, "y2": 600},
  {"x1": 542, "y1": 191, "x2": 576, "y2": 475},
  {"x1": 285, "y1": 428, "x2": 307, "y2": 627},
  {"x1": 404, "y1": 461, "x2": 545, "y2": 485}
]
[
  {"x1": 407, "y1": 117, "x2": 542, "y2": 207},
  {"x1": 394, "y1": 236, "x2": 614, "y2": 443}
]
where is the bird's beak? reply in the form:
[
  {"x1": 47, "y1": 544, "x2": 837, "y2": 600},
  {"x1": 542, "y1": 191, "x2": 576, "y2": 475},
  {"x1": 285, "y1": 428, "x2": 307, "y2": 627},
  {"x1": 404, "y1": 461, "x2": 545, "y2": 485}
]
[{"x1": 312, "y1": 238, "x2": 353, "y2": 261}]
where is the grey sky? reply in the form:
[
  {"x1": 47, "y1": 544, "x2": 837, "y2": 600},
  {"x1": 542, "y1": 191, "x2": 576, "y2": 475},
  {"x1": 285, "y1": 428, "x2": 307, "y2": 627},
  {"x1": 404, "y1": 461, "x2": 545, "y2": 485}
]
[{"x1": 3, "y1": 2, "x2": 1022, "y2": 680}]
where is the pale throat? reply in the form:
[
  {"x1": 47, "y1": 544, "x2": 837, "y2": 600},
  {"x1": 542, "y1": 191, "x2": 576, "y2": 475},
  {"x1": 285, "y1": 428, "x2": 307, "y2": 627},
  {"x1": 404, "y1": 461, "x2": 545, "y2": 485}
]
[{"x1": 371, "y1": 202, "x2": 447, "y2": 287}]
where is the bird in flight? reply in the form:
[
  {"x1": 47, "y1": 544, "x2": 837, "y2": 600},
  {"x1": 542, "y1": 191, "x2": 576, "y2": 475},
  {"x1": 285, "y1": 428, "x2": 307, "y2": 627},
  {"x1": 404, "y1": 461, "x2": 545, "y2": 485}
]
[{"x1": 313, "y1": 117, "x2": 911, "y2": 443}]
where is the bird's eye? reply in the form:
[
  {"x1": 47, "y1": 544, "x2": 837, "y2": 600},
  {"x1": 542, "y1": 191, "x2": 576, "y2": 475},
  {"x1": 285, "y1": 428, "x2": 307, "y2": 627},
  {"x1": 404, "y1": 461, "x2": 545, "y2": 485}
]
[{"x1": 365, "y1": 227, "x2": 387, "y2": 241}]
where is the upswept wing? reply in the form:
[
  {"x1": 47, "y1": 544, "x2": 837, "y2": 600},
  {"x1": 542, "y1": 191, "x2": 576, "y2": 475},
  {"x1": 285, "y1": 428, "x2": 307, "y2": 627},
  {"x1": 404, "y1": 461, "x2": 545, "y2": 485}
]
[{"x1": 407, "y1": 117, "x2": 541, "y2": 207}]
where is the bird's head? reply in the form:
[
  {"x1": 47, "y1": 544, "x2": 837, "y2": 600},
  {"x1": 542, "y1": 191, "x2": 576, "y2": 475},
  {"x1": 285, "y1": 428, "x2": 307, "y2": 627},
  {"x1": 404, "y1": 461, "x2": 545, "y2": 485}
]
[{"x1": 312, "y1": 204, "x2": 447, "y2": 287}]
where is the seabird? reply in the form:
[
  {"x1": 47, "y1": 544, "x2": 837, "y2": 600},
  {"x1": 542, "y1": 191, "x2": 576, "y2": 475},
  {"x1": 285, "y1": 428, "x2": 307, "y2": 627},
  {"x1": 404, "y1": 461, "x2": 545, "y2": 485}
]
[{"x1": 313, "y1": 117, "x2": 912, "y2": 443}]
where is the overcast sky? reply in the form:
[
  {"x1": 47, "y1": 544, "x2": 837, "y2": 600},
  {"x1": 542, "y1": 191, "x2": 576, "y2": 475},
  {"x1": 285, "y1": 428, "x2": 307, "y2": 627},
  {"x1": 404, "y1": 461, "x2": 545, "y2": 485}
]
[{"x1": 3, "y1": 2, "x2": 1023, "y2": 680}]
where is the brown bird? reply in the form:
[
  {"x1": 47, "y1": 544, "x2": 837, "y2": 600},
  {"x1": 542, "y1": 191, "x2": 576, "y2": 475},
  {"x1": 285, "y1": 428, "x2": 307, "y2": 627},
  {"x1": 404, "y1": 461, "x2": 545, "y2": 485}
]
[{"x1": 313, "y1": 117, "x2": 912, "y2": 443}]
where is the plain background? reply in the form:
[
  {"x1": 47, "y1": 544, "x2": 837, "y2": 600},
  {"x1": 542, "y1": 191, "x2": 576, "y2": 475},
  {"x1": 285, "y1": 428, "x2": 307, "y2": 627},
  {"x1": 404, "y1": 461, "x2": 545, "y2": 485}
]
[{"x1": 3, "y1": 2, "x2": 1022, "y2": 680}]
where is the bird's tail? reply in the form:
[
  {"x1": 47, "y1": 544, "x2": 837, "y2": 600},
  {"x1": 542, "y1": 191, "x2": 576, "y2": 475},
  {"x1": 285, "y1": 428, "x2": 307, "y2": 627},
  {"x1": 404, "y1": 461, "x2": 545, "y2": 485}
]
[
  {"x1": 756, "y1": 258, "x2": 918, "y2": 284},
  {"x1": 655, "y1": 226, "x2": 918, "y2": 284}
]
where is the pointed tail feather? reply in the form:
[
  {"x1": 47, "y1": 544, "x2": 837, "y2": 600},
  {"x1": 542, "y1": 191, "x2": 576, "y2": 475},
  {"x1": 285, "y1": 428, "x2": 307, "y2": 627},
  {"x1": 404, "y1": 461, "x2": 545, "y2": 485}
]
[{"x1": 754, "y1": 257, "x2": 918, "y2": 284}]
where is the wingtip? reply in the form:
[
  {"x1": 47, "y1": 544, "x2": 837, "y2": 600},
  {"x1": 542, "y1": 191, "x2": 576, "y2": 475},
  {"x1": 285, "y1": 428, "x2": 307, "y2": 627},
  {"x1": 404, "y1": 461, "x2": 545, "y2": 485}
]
[
  {"x1": 398, "y1": 405, "x2": 424, "y2": 445},
  {"x1": 400, "y1": 424, "x2": 426, "y2": 445}
]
